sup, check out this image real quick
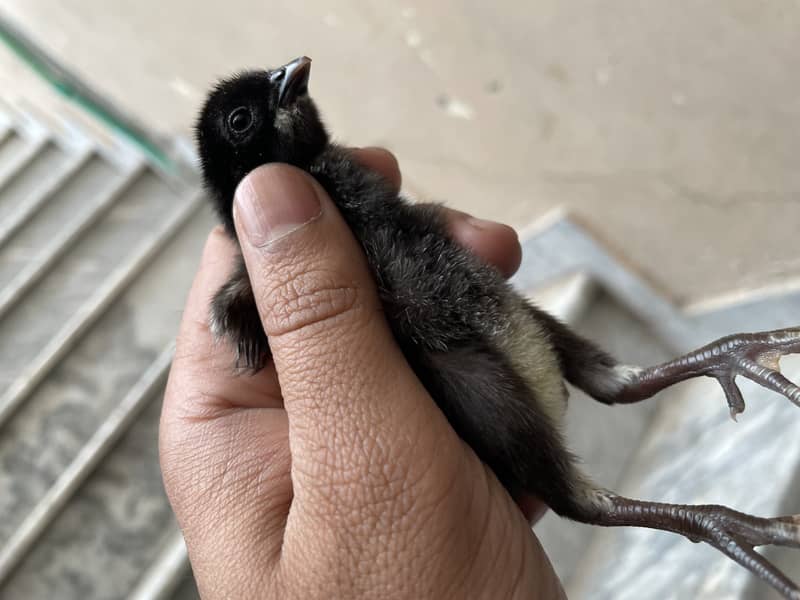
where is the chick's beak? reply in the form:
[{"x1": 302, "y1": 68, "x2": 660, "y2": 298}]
[{"x1": 274, "y1": 56, "x2": 312, "y2": 107}]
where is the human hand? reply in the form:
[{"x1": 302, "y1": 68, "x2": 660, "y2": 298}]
[{"x1": 160, "y1": 148, "x2": 564, "y2": 599}]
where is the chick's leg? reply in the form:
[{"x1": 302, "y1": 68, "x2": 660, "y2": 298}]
[
  {"x1": 611, "y1": 329, "x2": 800, "y2": 419},
  {"x1": 532, "y1": 304, "x2": 800, "y2": 418},
  {"x1": 571, "y1": 489, "x2": 800, "y2": 600},
  {"x1": 210, "y1": 252, "x2": 271, "y2": 371}
]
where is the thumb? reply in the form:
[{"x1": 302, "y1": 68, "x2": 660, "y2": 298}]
[{"x1": 233, "y1": 164, "x2": 447, "y2": 512}]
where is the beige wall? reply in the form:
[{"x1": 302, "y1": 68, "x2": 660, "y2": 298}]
[{"x1": 3, "y1": 1, "x2": 799, "y2": 304}]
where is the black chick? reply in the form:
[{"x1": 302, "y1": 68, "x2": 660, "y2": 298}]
[{"x1": 196, "y1": 56, "x2": 800, "y2": 598}]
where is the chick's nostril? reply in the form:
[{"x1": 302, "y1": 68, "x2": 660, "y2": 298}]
[{"x1": 270, "y1": 69, "x2": 286, "y2": 83}]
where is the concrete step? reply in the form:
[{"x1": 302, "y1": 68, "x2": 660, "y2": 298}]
[
  {"x1": 567, "y1": 357, "x2": 800, "y2": 599},
  {"x1": 514, "y1": 218, "x2": 800, "y2": 596}
]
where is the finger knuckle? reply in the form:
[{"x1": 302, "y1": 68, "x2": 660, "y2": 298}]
[{"x1": 260, "y1": 265, "x2": 362, "y2": 338}]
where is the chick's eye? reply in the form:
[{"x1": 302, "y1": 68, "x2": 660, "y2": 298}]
[{"x1": 228, "y1": 107, "x2": 253, "y2": 133}]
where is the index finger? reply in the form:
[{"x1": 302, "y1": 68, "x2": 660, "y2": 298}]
[{"x1": 349, "y1": 147, "x2": 401, "y2": 191}]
